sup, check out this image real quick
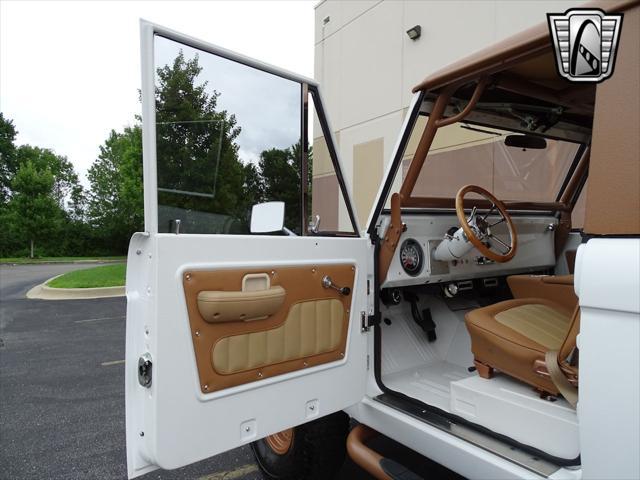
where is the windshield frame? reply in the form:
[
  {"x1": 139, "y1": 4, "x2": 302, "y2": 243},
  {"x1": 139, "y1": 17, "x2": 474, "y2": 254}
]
[{"x1": 367, "y1": 78, "x2": 591, "y2": 236}]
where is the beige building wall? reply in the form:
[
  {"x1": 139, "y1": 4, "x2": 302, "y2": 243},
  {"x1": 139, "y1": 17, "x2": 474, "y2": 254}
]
[{"x1": 313, "y1": 0, "x2": 584, "y2": 232}]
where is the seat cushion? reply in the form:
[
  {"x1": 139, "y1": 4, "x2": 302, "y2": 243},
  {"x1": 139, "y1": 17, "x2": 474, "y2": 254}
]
[
  {"x1": 495, "y1": 303, "x2": 572, "y2": 350},
  {"x1": 465, "y1": 298, "x2": 573, "y2": 394}
]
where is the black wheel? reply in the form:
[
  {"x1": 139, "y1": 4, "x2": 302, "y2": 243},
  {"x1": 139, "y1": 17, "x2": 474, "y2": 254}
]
[{"x1": 251, "y1": 411, "x2": 350, "y2": 480}]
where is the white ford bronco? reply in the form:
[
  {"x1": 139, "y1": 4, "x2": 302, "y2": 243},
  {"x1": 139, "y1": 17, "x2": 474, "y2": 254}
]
[{"x1": 126, "y1": 2, "x2": 639, "y2": 479}]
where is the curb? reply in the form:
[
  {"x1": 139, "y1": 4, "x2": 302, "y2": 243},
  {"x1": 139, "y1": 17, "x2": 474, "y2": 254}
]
[
  {"x1": 26, "y1": 274, "x2": 126, "y2": 301},
  {"x1": 1, "y1": 259, "x2": 125, "y2": 266}
]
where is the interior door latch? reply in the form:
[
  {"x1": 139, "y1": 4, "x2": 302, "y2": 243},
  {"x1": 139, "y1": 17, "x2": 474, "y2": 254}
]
[{"x1": 138, "y1": 353, "x2": 153, "y2": 388}]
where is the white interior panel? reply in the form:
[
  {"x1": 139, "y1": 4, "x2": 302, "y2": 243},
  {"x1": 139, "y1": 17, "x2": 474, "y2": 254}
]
[
  {"x1": 576, "y1": 239, "x2": 640, "y2": 480},
  {"x1": 381, "y1": 213, "x2": 557, "y2": 288},
  {"x1": 450, "y1": 376, "x2": 579, "y2": 460},
  {"x1": 380, "y1": 295, "x2": 579, "y2": 461}
]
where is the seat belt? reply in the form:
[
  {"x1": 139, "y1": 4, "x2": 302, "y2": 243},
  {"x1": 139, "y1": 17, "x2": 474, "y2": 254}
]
[{"x1": 545, "y1": 350, "x2": 578, "y2": 408}]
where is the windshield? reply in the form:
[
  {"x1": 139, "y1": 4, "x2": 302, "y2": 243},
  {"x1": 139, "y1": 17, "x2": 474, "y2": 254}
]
[{"x1": 401, "y1": 115, "x2": 582, "y2": 203}]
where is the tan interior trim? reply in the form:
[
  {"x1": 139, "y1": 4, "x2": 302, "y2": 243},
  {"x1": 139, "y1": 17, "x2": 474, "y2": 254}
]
[
  {"x1": 436, "y1": 76, "x2": 488, "y2": 128},
  {"x1": 545, "y1": 350, "x2": 578, "y2": 408},
  {"x1": 197, "y1": 286, "x2": 286, "y2": 323},
  {"x1": 399, "y1": 86, "x2": 454, "y2": 199},
  {"x1": 495, "y1": 303, "x2": 572, "y2": 350},
  {"x1": 378, "y1": 192, "x2": 404, "y2": 284},
  {"x1": 507, "y1": 275, "x2": 577, "y2": 312},
  {"x1": 183, "y1": 264, "x2": 355, "y2": 393},
  {"x1": 465, "y1": 298, "x2": 573, "y2": 395},
  {"x1": 584, "y1": 2, "x2": 640, "y2": 235},
  {"x1": 212, "y1": 298, "x2": 344, "y2": 374}
]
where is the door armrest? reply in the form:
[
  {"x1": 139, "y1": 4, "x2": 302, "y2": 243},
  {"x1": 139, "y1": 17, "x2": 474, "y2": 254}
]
[{"x1": 197, "y1": 286, "x2": 286, "y2": 323}]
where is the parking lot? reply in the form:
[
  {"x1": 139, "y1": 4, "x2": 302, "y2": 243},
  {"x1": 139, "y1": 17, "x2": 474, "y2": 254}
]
[{"x1": 0, "y1": 263, "x2": 458, "y2": 480}]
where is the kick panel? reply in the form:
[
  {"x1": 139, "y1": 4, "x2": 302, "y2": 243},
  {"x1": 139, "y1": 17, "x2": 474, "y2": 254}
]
[{"x1": 182, "y1": 264, "x2": 355, "y2": 392}]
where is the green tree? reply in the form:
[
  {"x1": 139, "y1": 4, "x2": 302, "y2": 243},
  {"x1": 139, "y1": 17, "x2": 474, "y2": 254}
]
[
  {"x1": 246, "y1": 142, "x2": 311, "y2": 234},
  {"x1": 155, "y1": 51, "x2": 251, "y2": 231},
  {"x1": 0, "y1": 123, "x2": 86, "y2": 257},
  {"x1": 10, "y1": 160, "x2": 62, "y2": 257},
  {"x1": 16, "y1": 145, "x2": 85, "y2": 218},
  {"x1": 0, "y1": 113, "x2": 18, "y2": 204},
  {"x1": 87, "y1": 125, "x2": 143, "y2": 253}
]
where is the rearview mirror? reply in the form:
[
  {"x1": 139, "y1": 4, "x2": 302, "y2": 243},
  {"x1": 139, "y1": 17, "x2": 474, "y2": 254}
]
[
  {"x1": 250, "y1": 201, "x2": 285, "y2": 233},
  {"x1": 504, "y1": 134, "x2": 547, "y2": 150}
]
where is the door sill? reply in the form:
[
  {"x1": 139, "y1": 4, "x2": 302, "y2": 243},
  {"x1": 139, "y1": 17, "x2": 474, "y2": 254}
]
[{"x1": 374, "y1": 393, "x2": 570, "y2": 478}]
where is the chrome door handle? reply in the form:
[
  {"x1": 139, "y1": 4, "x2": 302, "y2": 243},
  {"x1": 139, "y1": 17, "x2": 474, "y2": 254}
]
[{"x1": 322, "y1": 275, "x2": 351, "y2": 296}]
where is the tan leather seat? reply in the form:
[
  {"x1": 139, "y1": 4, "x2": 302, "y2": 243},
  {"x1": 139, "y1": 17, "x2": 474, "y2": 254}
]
[
  {"x1": 465, "y1": 298, "x2": 579, "y2": 395},
  {"x1": 507, "y1": 274, "x2": 577, "y2": 313}
]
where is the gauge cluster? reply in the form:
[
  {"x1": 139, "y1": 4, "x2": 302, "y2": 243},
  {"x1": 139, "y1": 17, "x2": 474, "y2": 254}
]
[{"x1": 399, "y1": 239, "x2": 424, "y2": 276}]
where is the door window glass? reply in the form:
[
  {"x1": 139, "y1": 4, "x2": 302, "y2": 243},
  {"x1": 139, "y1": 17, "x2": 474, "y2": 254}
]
[
  {"x1": 307, "y1": 92, "x2": 357, "y2": 234},
  {"x1": 154, "y1": 36, "x2": 302, "y2": 234}
]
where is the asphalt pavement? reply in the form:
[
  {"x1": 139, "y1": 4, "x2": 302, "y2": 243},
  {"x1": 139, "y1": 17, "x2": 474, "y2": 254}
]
[{"x1": 0, "y1": 263, "x2": 459, "y2": 480}]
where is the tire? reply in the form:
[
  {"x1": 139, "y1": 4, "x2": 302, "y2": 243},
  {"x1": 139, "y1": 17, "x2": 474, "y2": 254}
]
[{"x1": 251, "y1": 411, "x2": 350, "y2": 480}]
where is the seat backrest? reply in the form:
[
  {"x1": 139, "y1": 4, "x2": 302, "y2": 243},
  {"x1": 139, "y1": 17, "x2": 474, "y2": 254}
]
[{"x1": 507, "y1": 274, "x2": 578, "y2": 313}]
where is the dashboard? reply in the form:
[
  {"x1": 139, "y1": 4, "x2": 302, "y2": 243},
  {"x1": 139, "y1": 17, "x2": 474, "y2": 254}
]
[{"x1": 380, "y1": 213, "x2": 557, "y2": 288}]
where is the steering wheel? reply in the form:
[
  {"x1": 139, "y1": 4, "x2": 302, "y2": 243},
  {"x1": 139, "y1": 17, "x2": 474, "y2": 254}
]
[{"x1": 455, "y1": 185, "x2": 517, "y2": 263}]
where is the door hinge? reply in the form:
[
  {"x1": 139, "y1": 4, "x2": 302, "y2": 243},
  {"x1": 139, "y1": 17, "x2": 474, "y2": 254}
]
[{"x1": 138, "y1": 353, "x2": 153, "y2": 388}]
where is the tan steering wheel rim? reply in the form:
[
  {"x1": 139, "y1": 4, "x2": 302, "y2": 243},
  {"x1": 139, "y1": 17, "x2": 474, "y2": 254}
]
[{"x1": 455, "y1": 184, "x2": 518, "y2": 263}]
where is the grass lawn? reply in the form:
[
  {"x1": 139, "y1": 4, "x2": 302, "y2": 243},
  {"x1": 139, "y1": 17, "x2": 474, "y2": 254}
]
[
  {"x1": 0, "y1": 256, "x2": 126, "y2": 265},
  {"x1": 47, "y1": 263, "x2": 126, "y2": 288}
]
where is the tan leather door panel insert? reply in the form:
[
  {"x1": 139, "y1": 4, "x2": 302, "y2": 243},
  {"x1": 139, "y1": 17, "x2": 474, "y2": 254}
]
[
  {"x1": 182, "y1": 264, "x2": 355, "y2": 393},
  {"x1": 197, "y1": 286, "x2": 286, "y2": 323},
  {"x1": 213, "y1": 299, "x2": 344, "y2": 374}
]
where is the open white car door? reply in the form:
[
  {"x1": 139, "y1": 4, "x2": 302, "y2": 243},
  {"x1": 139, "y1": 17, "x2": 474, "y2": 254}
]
[{"x1": 125, "y1": 22, "x2": 370, "y2": 478}]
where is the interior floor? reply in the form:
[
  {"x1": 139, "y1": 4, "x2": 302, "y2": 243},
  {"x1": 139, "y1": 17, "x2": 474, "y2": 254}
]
[
  {"x1": 380, "y1": 291, "x2": 579, "y2": 460},
  {"x1": 384, "y1": 360, "x2": 471, "y2": 412}
]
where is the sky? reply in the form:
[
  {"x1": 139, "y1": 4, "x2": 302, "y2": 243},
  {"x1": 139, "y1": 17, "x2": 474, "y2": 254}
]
[
  {"x1": 156, "y1": 35, "x2": 302, "y2": 169},
  {"x1": 0, "y1": 0, "x2": 316, "y2": 186}
]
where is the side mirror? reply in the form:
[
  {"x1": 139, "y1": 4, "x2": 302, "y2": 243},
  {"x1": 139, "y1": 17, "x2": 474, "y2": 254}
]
[
  {"x1": 250, "y1": 201, "x2": 285, "y2": 233},
  {"x1": 504, "y1": 134, "x2": 547, "y2": 150}
]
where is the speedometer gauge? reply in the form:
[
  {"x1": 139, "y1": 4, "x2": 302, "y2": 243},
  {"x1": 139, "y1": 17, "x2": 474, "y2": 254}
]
[{"x1": 399, "y1": 239, "x2": 424, "y2": 276}]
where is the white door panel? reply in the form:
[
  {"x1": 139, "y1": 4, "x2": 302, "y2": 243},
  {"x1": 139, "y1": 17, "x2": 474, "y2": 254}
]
[
  {"x1": 127, "y1": 234, "x2": 370, "y2": 476},
  {"x1": 127, "y1": 21, "x2": 369, "y2": 478},
  {"x1": 575, "y1": 239, "x2": 640, "y2": 479}
]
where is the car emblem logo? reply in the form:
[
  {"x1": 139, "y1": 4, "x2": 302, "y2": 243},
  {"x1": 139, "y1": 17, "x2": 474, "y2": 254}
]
[{"x1": 547, "y1": 8, "x2": 623, "y2": 83}]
